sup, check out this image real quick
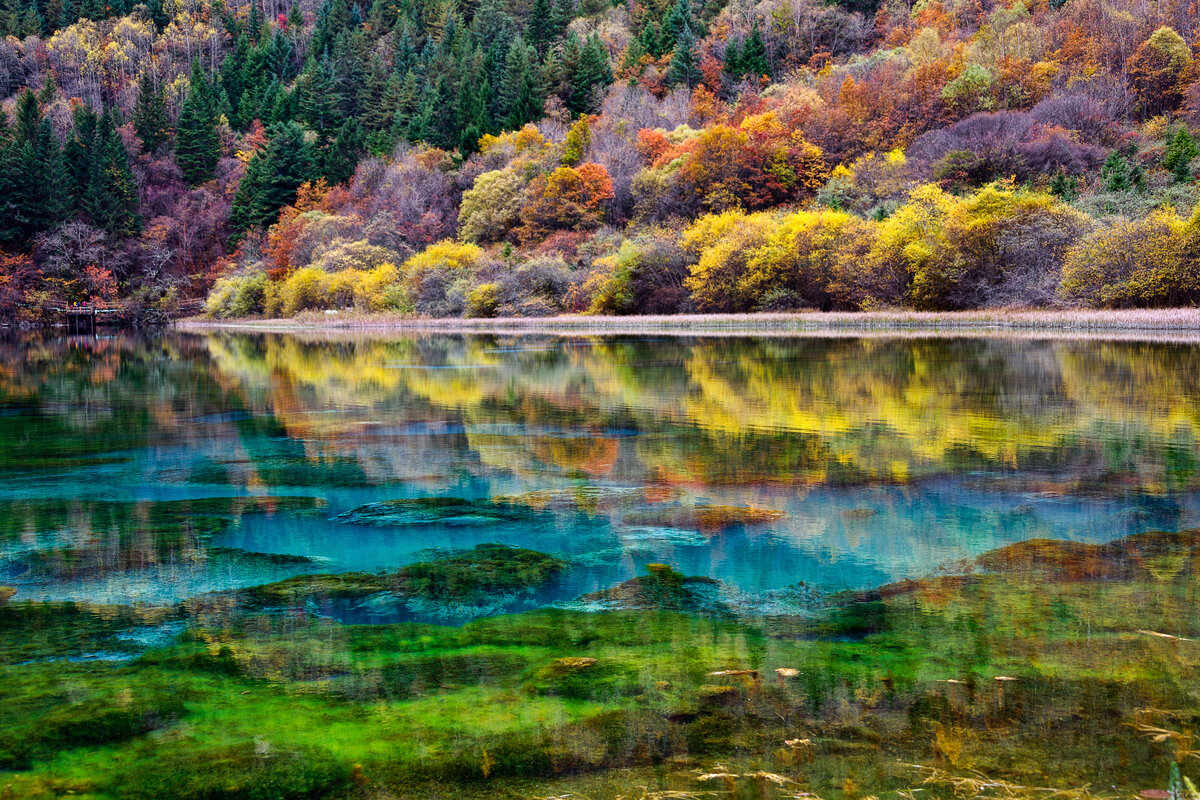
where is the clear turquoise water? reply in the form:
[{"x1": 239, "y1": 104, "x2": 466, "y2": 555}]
[{"x1": 2, "y1": 331, "x2": 1197, "y2": 612}]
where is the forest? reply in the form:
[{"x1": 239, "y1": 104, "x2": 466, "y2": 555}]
[{"x1": 2, "y1": 0, "x2": 1200, "y2": 320}]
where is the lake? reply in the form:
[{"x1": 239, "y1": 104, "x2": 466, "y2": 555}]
[{"x1": 1, "y1": 331, "x2": 1197, "y2": 799}]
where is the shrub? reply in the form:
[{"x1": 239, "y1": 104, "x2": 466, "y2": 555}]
[
  {"x1": 459, "y1": 168, "x2": 527, "y2": 243},
  {"x1": 682, "y1": 211, "x2": 778, "y2": 312},
  {"x1": 274, "y1": 266, "x2": 326, "y2": 315},
  {"x1": 308, "y1": 240, "x2": 403, "y2": 273},
  {"x1": 587, "y1": 233, "x2": 690, "y2": 315},
  {"x1": 206, "y1": 272, "x2": 268, "y2": 318},
  {"x1": 403, "y1": 240, "x2": 484, "y2": 282},
  {"x1": 908, "y1": 184, "x2": 1091, "y2": 308},
  {"x1": 496, "y1": 256, "x2": 574, "y2": 314},
  {"x1": 740, "y1": 209, "x2": 877, "y2": 311},
  {"x1": 466, "y1": 282, "x2": 501, "y2": 317},
  {"x1": 1059, "y1": 209, "x2": 1194, "y2": 307}
]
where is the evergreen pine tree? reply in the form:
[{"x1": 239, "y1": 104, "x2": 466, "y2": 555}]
[
  {"x1": 661, "y1": 0, "x2": 694, "y2": 54},
  {"x1": 457, "y1": 55, "x2": 491, "y2": 153},
  {"x1": 499, "y1": 35, "x2": 543, "y2": 129},
  {"x1": 358, "y1": 55, "x2": 392, "y2": 132},
  {"x1": 740, "y1": 24, "x2": 768, "y2": 79},
  {"x1": 1049, "y1": 168, "x2": 1078, "y2": 201},
  {"x1": 83, "y1": 111, "x2": 141, "y2": 237},
  {"x1": 1101, "y1": 151, "x2": 1132, "y2": 193},
  {"x1": 229, "y1": 121, "x2": 314, "y2": 237},
  {"x1": 323, "y1": 117, "x2": 364, "y2": 184},
  {"x1": 567, "y1": 34, "x2": 612, "y2": 114},
  {"x1": 176, "y1": 63, "x2": 220, "y2": 185},
  {"x1": 14, "y1": 89, "x2": 39, "y2": 145},
  {"x1": 548, "y1": 0, "x2": 571, "y2": 42},
  {"x1": 295, "y1": 56, "x2": 340, "y2": 142},
  {"x1": 723, "y1": 38, "x2": 742, "y2": 79},
  {"x1": 525, "y1": 0, "x2": 552, "y2": 54},
  {"x1": 666, "y1": 23, "x2": 701, "y2": 88},
  {"x1": 33, "y1": 116, "x2": 71, "y2": 227},
  {"x1": 1163, "y1": 127, "x2": 1198, "y2": 183},
  {"x1": 133, "y1": 72, "x2": 170, "y2": 153}
]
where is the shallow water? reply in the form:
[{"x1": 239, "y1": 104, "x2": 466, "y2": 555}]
[{"x1": 3, "y1": 331, "x2": 1200, "y2": 799}]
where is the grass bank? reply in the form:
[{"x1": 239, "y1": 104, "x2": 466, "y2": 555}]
[{"x1": 179, "y1": 308, "x2": 1200, "y2": 336}]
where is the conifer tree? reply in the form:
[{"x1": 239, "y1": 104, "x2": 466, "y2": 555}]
[
  {"x1": 82, "y1": 111, "x2": 141, "y2": 237},
  {"x1": 295, "y1": 56, "x2": 340, "y2": 143},
  {"x1": 525, "y1": 0, "x2": 552, "y2": 54},
  {"x1": 548, "y1": 0, "x2": 571, "y2": 42},
  {"x1": 457, "y1": 53, "x2": 491, "y2": 153},
  {"x1": 740, "y1": 24, "x2": 769, "y2": 78},
  {"x1": 666, "y1": 23, "x2": 701, "y2": 88},
  {"x1": 723, "y1": 38, "x2": 742, "y2": 79},
  {"x1": 176, "y1": 63, "x2": 221, "y2": 185},
  {"x1": 323, "y1": 117, "x2": 364, "y2": 184},
  {"x1": 133, "y1": 73, "x2": 170, "y2": 153},
  {"x1": 1163, "y1": 127, "x2": 1198, "y2": 183},
  {"x1": 567, "y1": 34, "x2": 612, "y2": 114},
  {"x1": 32, "y1": 117, "x2": 71, "y2": 227},
  {"x1": 500, "y1": 35, "x2": 543, "y2": 129},
  {"x1": 230, "y1": 121, "x2": 314, "y2": 237},
  {"x1": 1102, "y1": 151, "x2": 1137, "y2": 193},
  {"x1": 14, "y1": 89, "x2": 39, "y2": 145}
]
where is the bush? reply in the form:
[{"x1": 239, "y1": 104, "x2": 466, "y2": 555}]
[
  {"x1": 496, "y1": 256, "x2": 574, "y2": 314},
  {"x1": 308, "y1": 240, "x2": 403, "y2": 273},
  {"x1": 682, "y1": 211, "x2": 778, "y2": 312},
  {"x1": 206, "y1": 272, "x2": 268, "y2": 318},
  {"x1": 466, "y1": 282, "x2": 501, "y2": 317},
  {"x1": 459, "y1": 168, "x2": 526, "y2": 243},
  {"x1": 587, "y1": 232, "x2": 689, "y2": 314},
  {"x1": 1059, "y1": 209, "x2": 1196, "y2": 307},
  {"x1": 260, "y1": 263, "x2": 407, "y2": 316}
]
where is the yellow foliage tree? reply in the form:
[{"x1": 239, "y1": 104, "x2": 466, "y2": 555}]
[{"x1": 1059, "y1": 209, "x2": 1194, "y2": 307}]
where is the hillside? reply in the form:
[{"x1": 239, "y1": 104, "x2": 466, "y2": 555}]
[{"x1": 1, "y1": 0, "x2": 1200, "y2": 320}]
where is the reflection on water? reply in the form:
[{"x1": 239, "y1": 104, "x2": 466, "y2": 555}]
[
  {"x1": 2, "y1": 331, "x2": 1199, "y2": 799},
  {"x1": 3, "y1": 332, "x2": 1199, "y2": 606}
]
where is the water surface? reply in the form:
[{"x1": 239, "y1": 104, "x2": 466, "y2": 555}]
[{"x1": 3, "y1": 331, "x2": 1198, "y2": 609}]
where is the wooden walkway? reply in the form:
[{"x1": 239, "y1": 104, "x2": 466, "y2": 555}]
[{"x1": 50, "y1": 305, "x2": 120, "y2": 333}]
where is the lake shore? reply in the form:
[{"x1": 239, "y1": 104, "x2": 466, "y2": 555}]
[{"x1": 178, "y1": 307, "x2": 1200, "y2": 336}]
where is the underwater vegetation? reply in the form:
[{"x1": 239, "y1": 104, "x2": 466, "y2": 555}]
[
  {"x1": 0, "y1": 530, "x2": 1198, "y2": 799},
  {"x1": 242, "y1": 543, "x2": 568, "y2": 609}
]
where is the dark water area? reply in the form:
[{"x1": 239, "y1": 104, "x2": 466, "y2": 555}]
[{"x1": 1, "y1": 331, "x2": 1198, "y2": 800}]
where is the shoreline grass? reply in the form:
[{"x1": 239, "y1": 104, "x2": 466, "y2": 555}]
[{"x1": 177, "y1": 308, "x2": 1200, "y2": 339}]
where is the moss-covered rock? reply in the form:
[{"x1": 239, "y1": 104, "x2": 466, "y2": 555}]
[
  {"x1": 240, "y1": 544, "x2": 567, "y2": 609},
  {"x1": 579, "y1": 564, "x2": 723, "y2": 612}
]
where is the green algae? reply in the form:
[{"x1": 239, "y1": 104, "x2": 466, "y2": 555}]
[{"x1": 241, "y1": 544, "x2": 568, "y2": 608}]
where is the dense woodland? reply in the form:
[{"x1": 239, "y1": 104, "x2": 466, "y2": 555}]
[{"x1": 3, "y1": 0, "x2": 1200, "y2": 320}]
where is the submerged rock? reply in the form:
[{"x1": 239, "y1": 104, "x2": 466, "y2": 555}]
[
  {"x1": 335, "y1": 497, "x2": 546, "y2": 527},
  {"x1": 977, "y1": 529, "x2": 1200, "y2": 581},
  {"x1": 240, "y1": 543, "x2": 568, "y2": 612},
  {"x1": 622, "y1": 504, "x2": 785, "y2": 534},
  {"x1": 579, "y1": 563, "x2": 723, "y2": 612},
  {"x1": 206, "y1": 547, "x2": 321, "y2": 565}
]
